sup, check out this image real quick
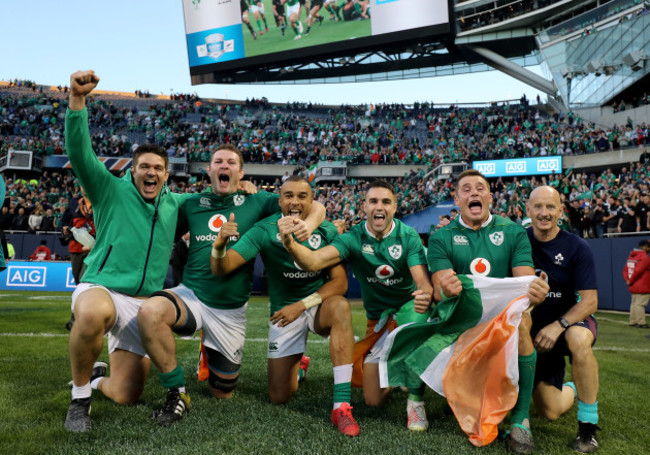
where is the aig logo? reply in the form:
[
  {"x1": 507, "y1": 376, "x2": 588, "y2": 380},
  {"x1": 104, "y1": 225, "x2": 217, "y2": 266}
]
[
  {"x1": 506, "y1": 161, "x2": 526, "y2": 173},
  {"x1": 6, "y1": 266, "x2": 47, "y2": 287},
  {"x1": 537, "y1": 159, "x2": 559, "y2": 172},
  {"x1": 475, "y1": 163, "x2": 495, "y2": 175}
]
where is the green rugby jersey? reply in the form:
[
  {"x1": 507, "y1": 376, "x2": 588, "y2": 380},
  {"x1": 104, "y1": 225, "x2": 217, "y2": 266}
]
[
  {"x1": 428, "y1": 214, "x2": 533, "y2": 278},
  {"x1": 330, "y1": 219, "x2": 426, "y2": 320},
  {"x1": 181, "y1": 189, "x2": 279, "y2": 309},
  {"x1": 232, "y1": 213, "x2": 339, "y2": 315}
]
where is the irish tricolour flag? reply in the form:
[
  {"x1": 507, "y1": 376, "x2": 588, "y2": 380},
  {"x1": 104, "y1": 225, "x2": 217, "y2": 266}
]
[{"x1": 378, "y1": 275, "x2": 535, "y2": 447}]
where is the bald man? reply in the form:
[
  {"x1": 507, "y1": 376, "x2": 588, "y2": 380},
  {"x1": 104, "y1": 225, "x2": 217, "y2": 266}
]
[{"x1": 526, "y1": 186, "x2": 601, "y2": 453}]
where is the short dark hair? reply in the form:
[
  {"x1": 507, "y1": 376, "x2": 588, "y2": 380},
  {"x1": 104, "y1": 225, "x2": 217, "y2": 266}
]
[
  {"x1": 455, "y1": 169, "x2": 489, "y2": 190},
  {"x1": 284, "y1": 175, "x2": 309, "y2": 186},
  {"x1": 211, "y1": 143, "x2": 244, "y2": 168},
  {"x1": 133, "y1": 144, "x2": 169, "y2": 168},
  {"x1": 367, "y1": 179, "x2": 396, "y2": 196}
]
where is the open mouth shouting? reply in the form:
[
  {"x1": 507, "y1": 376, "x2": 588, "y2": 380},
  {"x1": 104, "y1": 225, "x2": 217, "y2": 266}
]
[
  {"x1": 288, "y1": 208, "x2": 302, "y2": 218},
  {"x1": 142, "y1": 178, "x2": 158, "y2": 196},
  {"x1": 217, "y1": 172, "x2": 231, "y2": 191},
  {"x1": 468, "y1": 200, "x2": 483, "y2": 216}
]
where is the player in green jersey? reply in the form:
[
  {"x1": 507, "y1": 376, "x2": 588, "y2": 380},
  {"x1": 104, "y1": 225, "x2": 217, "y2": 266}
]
[
  {"x1": 137, "y1": 145, "x2": 325, "y2": 426},
  {"x1": 429, "y1": 169, "x2": 549, "y2": 454},
  {"x1": 210, "y1": 176, "x2": 359, "y2": 437},
  {"x1": 63, "y1": 71, "x2": 190, "y2": 433},
  {"x1": 280, "y1": 180, "x2": 434, "y2": 432},
  {"x1": 283, "y1": 0, "x2": 304, "y2": 39}
]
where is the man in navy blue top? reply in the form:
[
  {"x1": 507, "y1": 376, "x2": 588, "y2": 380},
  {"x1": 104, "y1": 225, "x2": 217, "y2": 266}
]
[{"x1": 526, "y1": 186, "x2": 600, "y2": 453}]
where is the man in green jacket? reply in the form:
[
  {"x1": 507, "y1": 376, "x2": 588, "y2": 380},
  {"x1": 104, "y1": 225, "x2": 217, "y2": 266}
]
[{"x1": 64, "y1": 70, "x2": 188, "y2": 433}]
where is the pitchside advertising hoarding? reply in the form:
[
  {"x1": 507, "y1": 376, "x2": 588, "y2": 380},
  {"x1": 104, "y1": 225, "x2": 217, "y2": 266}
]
[
  {"x1": 472, "y1": 156, "x2": 563, "y2": 178},
  {"x1": 0, "y1": 261, "x2": 76, "y2": 292},
  {"x1": 183, "y1": 0, "x2": 451, "y2": 76}
]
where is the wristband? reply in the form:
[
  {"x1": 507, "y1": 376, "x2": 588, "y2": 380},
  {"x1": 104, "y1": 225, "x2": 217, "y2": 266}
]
[
  {"x1": 211, "y1": 246, "x2": 226, "y2": 259},
  {"x1": 302, "y1": 293, "x2": 323, "y2": 309}
]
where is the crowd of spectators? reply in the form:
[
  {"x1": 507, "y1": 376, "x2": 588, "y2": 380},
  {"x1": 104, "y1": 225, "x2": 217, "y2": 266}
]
[
  {"x1": 1, "y1": 81, "x2": 649, "y2": 238},
  {"x1": 2, "y1": 83, "x2": 649, "y2": 171},
  {"x1": 458, "y1": 0, "x2": 559, "y2": 31}
]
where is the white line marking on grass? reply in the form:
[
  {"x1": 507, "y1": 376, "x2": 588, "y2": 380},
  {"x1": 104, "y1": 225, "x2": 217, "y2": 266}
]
[
  {"x1": 28, "y1": 296, "x2": 71, "y2": 300},
  {"x1": 0, "y1": 333, "x2": 330, "y2": 343},
  {"x1": 593, "y1": 347, "x2": 650, "y2": 353}
]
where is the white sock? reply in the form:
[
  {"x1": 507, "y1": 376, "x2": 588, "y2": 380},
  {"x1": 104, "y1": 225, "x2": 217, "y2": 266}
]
[
  {"x1": 90, "y1": 377, "x2": 102, "y2": 390},
  {"x1": 333, "y1": 364, "x2": 352, "y2": 384},
  {"x1": 72, "y1": 382, "x2": 92, "y2": 400}
]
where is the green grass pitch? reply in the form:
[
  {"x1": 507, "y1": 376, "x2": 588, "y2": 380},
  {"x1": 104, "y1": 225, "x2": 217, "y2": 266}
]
[
  {"x1": 0, "y1": 291, "x2": 648, "y2": 454},
  {"x1": 242, "y1": 1, "x2": 371, "y2": 57}
]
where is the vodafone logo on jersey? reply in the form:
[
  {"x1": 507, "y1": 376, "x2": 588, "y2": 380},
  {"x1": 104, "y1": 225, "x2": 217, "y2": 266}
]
[
  {"x1": 208, "y1": 214, "x2": 228, "y2": 232},
  {"x1": 375, "y1": 264, "x2": 394, "y2": 280},
  {"x1": 470, "y1": 257, "x2": 491, "y2": 276}
]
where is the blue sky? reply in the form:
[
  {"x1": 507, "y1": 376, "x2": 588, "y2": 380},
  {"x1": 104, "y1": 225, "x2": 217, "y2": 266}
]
[{"x1": 2, "y1": 1, "x2": 544, "y2": 104}]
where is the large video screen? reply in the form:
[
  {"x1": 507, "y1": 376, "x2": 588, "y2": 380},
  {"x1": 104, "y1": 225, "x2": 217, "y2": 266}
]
[{"x1": 183, "y1": 0, "x2": 451, "y2": 78}]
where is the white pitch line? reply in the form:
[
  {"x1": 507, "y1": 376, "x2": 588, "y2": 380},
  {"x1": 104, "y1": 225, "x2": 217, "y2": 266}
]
[
  {"x1": 0, "y1": 333, "x2": 645, "y2": 350},
  {"x1": 0, "y1": 333, "x2": 329, "y2": 343}
]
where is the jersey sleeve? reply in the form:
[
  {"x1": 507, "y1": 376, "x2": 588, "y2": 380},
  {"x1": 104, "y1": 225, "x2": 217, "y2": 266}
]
[
  {"x1": 572, "y1": 239, "x2": 598, "y2": 290},
  {"x1": 258, "y1": 191, "x2": 280, "y2": 218},
  {"x1": 427, "y1": 230, "x2": 453, "y2": 274},
  {"x1": 510, "y1": 226, "x2": 534, "y2": 268},
  {"x1": 231, "y1": 223, "x2": 265, "y2": 262},
  {"x1": 330, "y1": 231, "x2": 353, "y2": 261},
  {"x1": 406, "y1": 232, "x2": 427, "y2": 267},
  {"x1": 321, "y1": 222, "x2": 339, "y2": 245},
  {"x1": 65, "y1": 108, "x2": 114, "y2": 207}
]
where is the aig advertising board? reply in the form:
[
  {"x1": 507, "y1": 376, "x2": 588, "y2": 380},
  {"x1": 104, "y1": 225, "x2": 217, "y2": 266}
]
[
  {"x1": 473, "y1": 156, "x2": 562, "y2": 178},
  {"x1": 0, "y1": 261, "x2": 76, "y2": 291}
]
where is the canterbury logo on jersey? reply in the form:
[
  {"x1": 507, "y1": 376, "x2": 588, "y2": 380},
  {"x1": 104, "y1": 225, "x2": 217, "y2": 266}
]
[{"x1": 453, "y1": 235, "x2": 469, "y2": 245}]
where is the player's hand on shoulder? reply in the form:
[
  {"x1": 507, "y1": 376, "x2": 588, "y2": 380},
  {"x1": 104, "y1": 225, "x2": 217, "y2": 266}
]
[
  {"x1": 237, "y1": 180, "x2": 258, "y2": 194},
  {"x1": 527, "y1": 271, "x2": 549, "y2": 307},
  {"x1": 333, "y1": 219, "x2": 347, "y2": 235},
  {"x1": 70, "y1": 70, "x2": 100, "y2": 97}
]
